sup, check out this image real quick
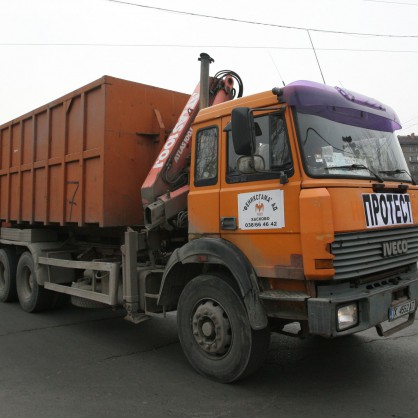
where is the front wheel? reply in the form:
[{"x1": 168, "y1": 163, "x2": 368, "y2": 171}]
[{"x1": 177, "y1": 274, "x2": 270, "y2": 383}]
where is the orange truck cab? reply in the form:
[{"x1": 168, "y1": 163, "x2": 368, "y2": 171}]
[{"x1": 183, "y1": 80, "x2": 418, "y2": 345}]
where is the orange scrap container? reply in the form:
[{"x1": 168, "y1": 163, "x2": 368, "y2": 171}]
[{"x1": 0, "y1": 76, "x2": 188, "y2": 227}]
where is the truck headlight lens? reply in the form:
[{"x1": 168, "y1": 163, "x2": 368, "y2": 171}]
[{"x1": 337, "y1": 303, "x2": 358, "y2": 331}]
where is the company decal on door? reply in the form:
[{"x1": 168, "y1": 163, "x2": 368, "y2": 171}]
[{"x1": 238, "y1": 190, "x2": 285, "y2": 230}]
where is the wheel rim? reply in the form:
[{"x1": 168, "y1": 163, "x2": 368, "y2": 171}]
[
  {"x1": 20, "y1": 266, "x2": 34, "y2": 300},
  {"x1": 192, "y1": 299, "x2": 232, "y2": 358}
]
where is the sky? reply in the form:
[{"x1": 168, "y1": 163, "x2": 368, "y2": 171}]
[{"x1": 0, "y1": 0, "x2": 418, "y2": 135}]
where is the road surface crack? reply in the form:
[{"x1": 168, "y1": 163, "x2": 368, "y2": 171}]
[
  {"x1": 0, "y1": 315, "x2": 125, "y2": 338},
  {"x1": 102, "y1": 339, "x2": 179, "y2": 361}
]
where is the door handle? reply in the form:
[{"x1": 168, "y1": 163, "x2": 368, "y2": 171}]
[{"x1": 221, "y1": 217, "x2": 237, "y2": 230}]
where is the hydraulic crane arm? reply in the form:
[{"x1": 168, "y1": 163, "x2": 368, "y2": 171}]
[{"x1": 141, "y1": 53, "x2": 243, "y2": 230}]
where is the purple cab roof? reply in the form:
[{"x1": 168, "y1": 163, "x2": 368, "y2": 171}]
[{"x1": 280, "y1": 80, "x2": 401, "y2": 132}]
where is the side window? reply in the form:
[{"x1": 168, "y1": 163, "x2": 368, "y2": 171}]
[
  {"x1": 227, "y1": 112, "x2": 292, "y2": 182},
  {"x1": 195, "y1": 126, "x2": 218, "y2": 186},
  {"x1": 270, "y1": 114, "x2": 292, "y2": 168}
]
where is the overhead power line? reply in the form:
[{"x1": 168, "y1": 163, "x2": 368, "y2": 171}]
[
  {"x1": 403, "y1": 115, "x2": 418, "y2": 124},
  {"x1": 106, "y1": 0, "x2": 418, "y2": 38},
  {"x1": 365, "y1": 0, "x2": 418, "y2": 5},
  {"x1": 403, "y1": 121, "x2": 418, "y2": 130},
  {"x1": 2, "y1": 43, "x2": 418, "y2": 54}
]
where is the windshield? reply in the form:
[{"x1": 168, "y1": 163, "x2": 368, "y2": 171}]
[{"x1": 296, "y1": 112, "x2": 411, "y2": 182}]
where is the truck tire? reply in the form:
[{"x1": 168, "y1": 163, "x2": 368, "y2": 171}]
[
  {"x1": 177, "y1": 274, "x2": 270, "y2": 383},
  {"x1": 0, "y1": 248, "x2": 18, "y2": 302},
  {"x1": 16, "y1": 252, "x2": 54, "y2": 312}
]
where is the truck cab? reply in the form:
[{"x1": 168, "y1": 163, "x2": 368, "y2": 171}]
[{"x1": 185, "y1": 80, "x2": 418, "y2": 344}]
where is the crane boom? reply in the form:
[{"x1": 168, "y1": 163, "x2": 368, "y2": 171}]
[{"x1": 141, "y1": 54, "x2": 242, "y2": 230}]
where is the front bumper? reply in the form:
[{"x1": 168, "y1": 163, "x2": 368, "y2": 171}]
[{"x1": 307, "y1": 270, "x2": 418, "y2": 337}]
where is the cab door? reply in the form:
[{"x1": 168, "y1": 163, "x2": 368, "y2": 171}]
[
  {"x1": 188, "y1": 123, "x2": 221, "y2": 236},
  {"x1": 219, "y1": 108, "x2": 302, "y2": 278}
]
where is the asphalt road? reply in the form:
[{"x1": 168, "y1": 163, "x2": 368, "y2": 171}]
[{"x1": 0, "y1": 301, "x2": 417, "y2": 418}]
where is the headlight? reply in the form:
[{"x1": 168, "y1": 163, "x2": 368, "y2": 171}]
[{"x1": 337, "y1": 303, "x2": 358, "y2": 331}]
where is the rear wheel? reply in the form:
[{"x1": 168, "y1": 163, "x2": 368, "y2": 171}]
[
  {"x1": 0, "y1": 248, "x2": 18, "y2": 302},
  {"x1": 16, "y1": 252, "x2": 54, "y2": 312},
  {"x1": 177, "y1": 274, "x2": 270, "y2": 383}
]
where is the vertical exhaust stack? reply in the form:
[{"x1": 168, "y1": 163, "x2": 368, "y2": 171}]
[{"x1": 198, "y1": 53, "x2": 214, "y2": 110}]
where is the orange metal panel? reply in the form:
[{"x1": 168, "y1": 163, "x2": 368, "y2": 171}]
[
  {"x1": 328, "y1": 186, "x2": 418, "y2": 233},
  {"x1": 0, "y1": 128, "x2": 9, "y2": 169},
  {"x1": 85, "y1": 88, "x2": 103, "y2": 151},
  {"x1": 67, "y1": 95, "x2": 83, "y2": 155},
  {"x1": 35, "y1": 111, "x2": 48, "y2": 162},
  {"x1": 101, "y1": 77, "x2": 189, "y2": 226},
  {"x1": 21, "y1": 170, "x2": 32, "y2": 220},
  {"x1": 11, "y1": 123, "x2": 20, "y2": 167},
  {"x1": 0, "y1": 176, "x2": 7, "y2": 217},
  {"x1": 50, "y1": 105, "x2": 65, "y2": 158},
  {"x1": 48, "y1": 165, "x2": 63, "y2": 223},
  {"x1": 22, "y1": 118, "x2": 33, "y2": 164},
  {"x1": 34, "y1": 167, "x2": 47, "y2": 222},
  {"x1": 0, "y1": 76, "x2": 188, "y2": 227},
  {"x1": 84, "y1": 157, "x2": 101, "y2": 223},
  {"x1": 9, "y1": 173, "x2": 19, "y2": 220}
]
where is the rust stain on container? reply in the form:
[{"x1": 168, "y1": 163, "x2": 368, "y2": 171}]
[{"x1": 0, "y1": 76, "x2": 188, "y2": 227}]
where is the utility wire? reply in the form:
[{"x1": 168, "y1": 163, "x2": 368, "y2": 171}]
[
  {"x1": 403, "y1": 121, "x2": 418, "y2": 129},
  {"x1": 106, "y1": 0, "x2": 418, "y2": 38},
  {"x1": 403, "y1": 115, "x2": 418, "y2": 124},
  {"x1": 365, "y1": 0, "x2": 418, "y2": 5},
  {"x1": 2, "y1": 43, "x2": 418, "y2": 54}
]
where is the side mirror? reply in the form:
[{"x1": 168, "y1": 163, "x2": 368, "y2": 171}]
[{"x1": 231, "y1": 107, "x2": 255, "y2": 156}]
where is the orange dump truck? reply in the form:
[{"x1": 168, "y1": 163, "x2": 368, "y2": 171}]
[{"x1": 0, "y1": 56, "x2": 417, "y2": 382}]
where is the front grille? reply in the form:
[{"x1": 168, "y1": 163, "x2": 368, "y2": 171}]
[{"x1": 331, "y1": 226, "x2": 418, "y2": 280}]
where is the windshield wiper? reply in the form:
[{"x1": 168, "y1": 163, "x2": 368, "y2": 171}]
[
  {"x1": 378, "y1": 169, "x2": 417, "y2": 185},
  {"x1": 326, "y1": 164, "x2": 384, "y2": 183}
]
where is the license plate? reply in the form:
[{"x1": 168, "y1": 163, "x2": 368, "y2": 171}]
[{"x1": 388, "y1": 299, "x2": 416, "y2": 322}]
